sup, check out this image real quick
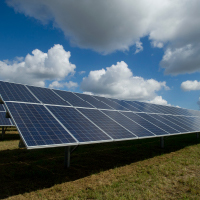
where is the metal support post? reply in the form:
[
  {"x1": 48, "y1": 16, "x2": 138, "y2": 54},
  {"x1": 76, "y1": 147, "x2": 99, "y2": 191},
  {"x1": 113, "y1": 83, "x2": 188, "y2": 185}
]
[
  {"x1": 196, "y1": 133, "x2": 199, "y2": 139},
  {"x1": 19, "y1": 138, "x2": 26, "y2": 148},
  {"x1": 64, "y1": 146, "x2": 71, "y2": 168},
  {"x1": 2, "y1": 127, "x2": 5, "y2": 140},
  {"x1": 160, "y1": 137, "x2": 164, "y2": 148}
]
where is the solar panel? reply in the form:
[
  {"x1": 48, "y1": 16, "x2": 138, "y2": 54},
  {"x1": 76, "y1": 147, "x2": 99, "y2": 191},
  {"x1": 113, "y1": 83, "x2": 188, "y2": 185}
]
[
  {"x1": 5, "y1": 102, "x2": 77, "y2": 148},
  {"x1": 139, "y1": 113, "x2": 186, "y2": 133},
  {"x1": 126, "y1": 101, "x2": 161, "y2": 114},
  {"x1": 27, "y1": 85, "x2": 71, "y2": 106},
  {"x1": 101, "y1": 110, "x2": 155, "y2": 137},
  {"x1": 121, "y1": 112, "x2": 170, "y2": 136},
  {"x1": 75, "y1": 93, "x2": 113, "y2": 109},
  {"x1": 1, "y1": 80, "x2": 200, "y2": 155},
  {"x1": 78, "y1": 108, "x2": 136, "y2": 140},
  {"x1": 0, "y1": 81, "x2": 39, "y2": 103},
  {"x1": 162, "y1": 115, "x2": 197, "y2": 132},
  {"x1": 53, "y1": 90, "x2": 94, "y2": 108},
  {"x1": 174, "y1": 116, "x2": 200, "y2": 131},
  {"x1": 0, "y1": 104, "x2": 5, "y2": 111},
  {"x1": 94, "y1": 96, "x2": 129, "y2": 111},
  {"x1": 0, "y1": 112, "x2": 13, "y2": 126},
  {"x1": 47, "y1": 106, "x2": 112, "y2": 143},
  {"x1": 110, "y1": 99, "x2": 143, "y2": 112}
]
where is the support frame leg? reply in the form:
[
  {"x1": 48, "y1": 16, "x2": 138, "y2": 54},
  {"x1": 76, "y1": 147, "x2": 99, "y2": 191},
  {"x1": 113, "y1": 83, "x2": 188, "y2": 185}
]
[
  {"x1": 160, "y1": 137, "x2": 164, "y2": 148},
  {"x1": 64, "y1": 146, "x2": 71, "y2": 168}
]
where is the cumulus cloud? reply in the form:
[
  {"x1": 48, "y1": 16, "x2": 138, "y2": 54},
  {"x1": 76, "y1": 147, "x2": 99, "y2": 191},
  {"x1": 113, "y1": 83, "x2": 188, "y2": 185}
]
[
  {"x1": 6, "y1": 1, "x2": 200, "y2": 56},
  {"x1": 181, "y1": 80, "x2": 200, "y2": 91},
  {"x1": 0, "y1": 44, "x2": 76, "y2": 87},
  {"x1": 147, "y1": 96, "x2": 170, "y2": 106},
  {"x1": 151, "y1": 41, "x2": 163, "y2": 48},
  {"x1": 161, "y1": 44, "x2": 200, "y2": 75},
  {"x1": 81, "y1": 61, "x2": 169, "y2": 101},
  {"x1": 134, "y1": 41, "x2": 143, "y2": 54},
  {"x1": 49, "y1": 80, "x2": 78, "y2": 89},
  {"x1": 6, "y1": 0, "x2": 200, "y2": 74}
]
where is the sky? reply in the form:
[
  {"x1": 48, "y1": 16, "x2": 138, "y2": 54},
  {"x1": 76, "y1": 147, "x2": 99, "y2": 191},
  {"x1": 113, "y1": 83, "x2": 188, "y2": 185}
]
[{"x1": 0, "y1": 0, "x2": 200, "y2": 110}]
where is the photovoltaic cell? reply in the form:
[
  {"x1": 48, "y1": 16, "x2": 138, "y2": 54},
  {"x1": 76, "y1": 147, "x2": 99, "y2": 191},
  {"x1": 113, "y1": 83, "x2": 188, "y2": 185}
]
[
  {"x1": 75, "y1": 93, "x2": 113, "y2": 109},
  {"x1": 78, "y1": 108, "x2": 136, "y2": 140},
  {"x1": 162, "y1": 115, "x2": 197, "y2": 132},
  {"x1": 139, "y1": 113, "x2": 183, "y2": 134},
  {"x1": 174, "y1": 116, "x2": 200, "y2": 131},
  {"x1": 0, "y1": 104, "x2": 5, "y2": 111},
  {"x1": 121, "y1": 112, "x2": 169, "y2": 136},
  {"x1": 53, "y1": 90, "x2": 94, "y2": 108},
  {"x1": 126, "y1": 101, "x2": 161, "y2": 114},
  {"x1": 0, "y1": 81, "x2": 39, "y2": 103},
  {"x1": 111, "y1": 99, "x2": 142, "y2": 112},
  {"x1": 101, "y1": 110, "x2": 154, "y2": 137},
  {"x1": 5, "y1": 102, "x2": 77, "y2": 148},
  {"x1": 47, "y1": 106, "x2": 112, "y2": 142},
  {"x1": 27, "y1": 85, "x2": 70, "y2": 106},
  {"x1": 94, "y1": 96, "x2": 129, "y2": 111},
  {"x1": 0, "y1": 112, "x2": 13, "y2": 126}
]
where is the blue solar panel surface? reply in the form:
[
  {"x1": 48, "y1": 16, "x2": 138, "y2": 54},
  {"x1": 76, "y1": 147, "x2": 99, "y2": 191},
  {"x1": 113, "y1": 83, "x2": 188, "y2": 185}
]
[
  {"x1": 174, "y1": 116, "x2": 200, "y2": 131},
  {"x1": 75, "y1": 93, "x2": 113, "y2": 109},
  {"x1": 121, "y1": 112, "x2": 169, "y2": 136},
  {"x1": 162, "y1": 115, "x2": 197, "y2": 132},
  {"x1": 78, "y1": 108, "x2": 136, "y2": 140},
  {"x1": 94, "y1": 96, "x2": 128, "y2": 111},
  {"x1": 5, "y1": 102, "x2": 77, "y2": 147},
  {"x1": 1, "y1": 80, "x2": 200, "y2": 150},
  {"x1": 101, "y1": 110, "x2": 154, "y2": 137},
  {"x1": 126, "y1": 101, "x2": 160, "y2": 113},
  {"x1": 0, "y1": 81, "x2": 39, "y2": 103},
  {"x1": 53, "y1": 90, "x2": 94, "y2": 108},
  {"x1": 27, "y1": 86, "x2": 70, "y2": 106},
  {"x1": 0, "y1": 104, "x2": 5, "y2": 111},
  {"x1": 148, "y1": 114, "x2": 187, "y2": 133},
  {"x1": 47, "y1": 106, "x2": 112, "y2": 142},
  {"x1": 0, "y1": 112, "x2": 13, "y2": 126},
  {"x1": 111, "y1": 99, "x2": 143, "y2": 112}
]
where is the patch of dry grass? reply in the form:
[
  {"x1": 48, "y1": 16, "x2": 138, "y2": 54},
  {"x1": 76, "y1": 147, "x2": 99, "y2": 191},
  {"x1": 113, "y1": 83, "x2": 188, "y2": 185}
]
[{"x1": 0, "y1": 130, "x2": 200, "y2": 199}]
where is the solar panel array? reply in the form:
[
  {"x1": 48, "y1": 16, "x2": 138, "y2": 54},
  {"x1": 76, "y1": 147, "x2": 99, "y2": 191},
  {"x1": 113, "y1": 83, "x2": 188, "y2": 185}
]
[
  {"x1": 0, "y1": 80, "x2": 200, "y2": 149},
  {"x1": 0, "y1": 104, "x2": 14, "y2": 126}
]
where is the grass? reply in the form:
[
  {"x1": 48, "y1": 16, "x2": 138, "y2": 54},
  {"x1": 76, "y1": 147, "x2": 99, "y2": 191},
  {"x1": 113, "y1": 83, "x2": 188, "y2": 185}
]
[{"x1": 0, "y1": 130, "x2": 200, "y2": 199}]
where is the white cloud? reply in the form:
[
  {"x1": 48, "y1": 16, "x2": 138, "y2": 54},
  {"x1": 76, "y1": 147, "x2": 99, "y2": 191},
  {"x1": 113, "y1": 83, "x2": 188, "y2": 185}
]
[
  {"x1": 181, "y1": 80, "x2": 200, "y2": 91},
  {"x1": 81, "y1": 61, "x2": 169, "y2": 101},
  {"x1": 6, "y1": 1, "x2": 200, "y2": 57},
  {"x1": 147, "y1": 96, "x2": 170, "y2": 106},
  {"x1": 6, "y1": 0, "x2": 200, "y2": 75},
  {"x1": 134, "y1": 41, "x2": 143, "y2": 54},
  {"x1": 79, "y1": 71, "x2": 86, "y2": 75},
  {"x1": 49, "y1": 80, "x2": 78, "y2": 89},
  {"x1": 161, "y1": 44, "x2": 200, "y2": 75},
  {"x1": 151, "y1": 41, "x2": 163, "y2": 48},
  {"x1": 0, "y1": 44, "x2": 76, "y2": 87}
]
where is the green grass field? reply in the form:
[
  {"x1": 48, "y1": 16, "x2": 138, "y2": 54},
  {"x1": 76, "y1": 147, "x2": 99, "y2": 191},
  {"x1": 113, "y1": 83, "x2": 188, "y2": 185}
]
[{"x1": 0, "y1": 129, "x2": 200, "y2": 199}]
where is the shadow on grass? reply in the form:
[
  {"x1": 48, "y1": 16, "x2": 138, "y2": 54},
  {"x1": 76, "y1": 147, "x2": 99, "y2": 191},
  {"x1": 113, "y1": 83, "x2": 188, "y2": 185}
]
[
  {"x1": 0, "y1": 133, "x2": 199, "y2": 199},
  {"x1": 1, "y1": 133, "x2": 20, "y2": 141}
]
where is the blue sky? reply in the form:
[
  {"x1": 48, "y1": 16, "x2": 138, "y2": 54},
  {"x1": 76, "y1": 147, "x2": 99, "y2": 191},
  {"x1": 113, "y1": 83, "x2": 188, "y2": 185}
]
[{"x1": 0, "y1": 0, "x2": 200, "y2": 110}]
